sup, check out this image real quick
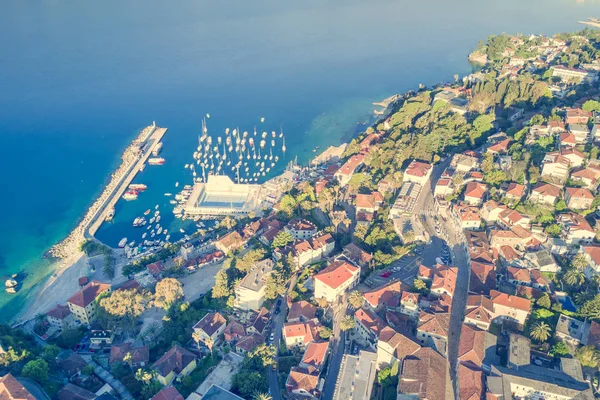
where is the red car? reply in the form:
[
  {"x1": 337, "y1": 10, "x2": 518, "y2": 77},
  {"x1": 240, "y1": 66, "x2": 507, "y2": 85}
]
[{"x1": 379, "y1": 272, "x2": 392, "y2": 278}]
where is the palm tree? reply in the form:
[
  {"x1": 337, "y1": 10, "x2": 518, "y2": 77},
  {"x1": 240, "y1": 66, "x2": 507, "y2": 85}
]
[
  {"x1": 348, "y1": 291, "x2": 364, "y2": 309},
  {"x1": 220, "y1": 216, "x2": 236, "y2": 230},
  {"x1": 123, "y1": 352, "x2": 133, "y2": 369},
  {"x1": 340, "y1": 316, "x2": 356, "y2": 331},
  {"x1": 204, "y1": 337, "x2": 214, "y2": 352},
  {"x1": 572, "y1": 253, "x2": 589, "y2": 271},
  {"x1": 135, "y1": 368, "x2": 153, "y2": 385},
  {"x1": 530, "y1": 322, "x2": 551, "y2": 343},
  {"x1": 564, "y1": 269, "x2": 585, "y2": 286},
  {"x1": 192, "y1": 332, "x2": 202, "y2": 350},
  {"x1": 253, "y1": 392, "x2": 272, "y2": 400}
]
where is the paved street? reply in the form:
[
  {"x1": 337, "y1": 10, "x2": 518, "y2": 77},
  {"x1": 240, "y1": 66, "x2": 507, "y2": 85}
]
[{"x1": 321, "y1": 299, "x2": 347, "y2": 400}]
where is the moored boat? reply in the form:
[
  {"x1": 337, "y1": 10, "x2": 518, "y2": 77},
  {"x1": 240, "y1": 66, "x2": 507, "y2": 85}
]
[
  {"x1": 123, "y1": 190, "x2": 138, "y2": 201},
  {"x1": 129, "y1": 183, "x2": 147, "y2": 191},
  {"x1": 118, "y1": 238, "x2": 127, "y2": 248},
  {"x1": 148, "y1": 157, "x2": 165, "y2": 165}
]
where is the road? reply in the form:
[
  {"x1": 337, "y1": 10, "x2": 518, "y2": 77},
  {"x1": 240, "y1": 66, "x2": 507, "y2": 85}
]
[
  {"x1": 320, "y1": 297, "x2": 347, "y2": 400},
  {"x1": 268, "y1": 273, "x2": 298, "y2": 400},
  {"x1": 415, "y1": 158, "x2": 469, "y2": 395}
]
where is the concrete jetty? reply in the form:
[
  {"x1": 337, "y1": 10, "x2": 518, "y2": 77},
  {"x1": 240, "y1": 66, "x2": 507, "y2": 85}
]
[{"x1": 49, "y1": 124, "x2": 167, "y2": 258}]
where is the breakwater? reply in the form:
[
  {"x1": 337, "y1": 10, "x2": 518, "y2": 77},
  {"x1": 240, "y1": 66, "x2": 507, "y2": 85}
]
[{"x1": 48, "y1": 123, "x2": 167, "y2": 258}]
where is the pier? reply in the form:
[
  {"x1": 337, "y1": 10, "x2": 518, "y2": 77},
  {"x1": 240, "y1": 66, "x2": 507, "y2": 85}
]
[{"x1": 49, "y1": 124, "x2": 167, "y2": 258}]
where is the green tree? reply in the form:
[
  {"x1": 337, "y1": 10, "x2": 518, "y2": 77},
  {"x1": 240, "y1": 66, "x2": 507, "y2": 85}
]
[
  {"x1": 192, "y1": 332, "x2": 202, "y2": 350},
  {"x1": 575, "y1": 345, "x2": 600, "y2": 368},
  {"x1": 582, "y1": 100, "x2": 600, "y2": 112},
  {"x1": 253, "y1": 392, "x2": 272, "y2": 400},
  {"x1": 340, "y1": 316, "x2": 356, "y2": 331},
  {"x1": 154, "y1": 278, "x2": 184, "y2": 310},
  {"x1": 279, "y1": 194, "x2": 298, "y2": 217},
  {"x1": 213, "y1": 269, "x2": 231, "y2": 298},
  {"x1": 545, "y1": 224, "x2": 561, "y2": 237},
  {"x1": 412, "y1": 278, "x2": 428, "y2": 293},
  {"x1": 472, "y1": 114, "x2": 494, "y2": 136},
  {"x1": 99, "y1": 288, "x2": 151, "y2": 330},
  {"x1": 536, "y1": 293, "x2": 551, "y2": 309},
  {"x1": 41, "y1": 344, "x2": 60, "y2": 363},
  {"x1": 264, "y1": 272, "x2": 287, "y2": 300},
  {"x1": 555, "y1": 199, "x2": 567, "y2": 212},
  {"x1": 272, "y1": 231, "x2": 294, "y2": 249},
  {"x1": 249, "y1": 344, "x2": 276, "y2": 367},
  {"x1": 232, "y1": 371, "x2": 268, "y2": 399},
  {"x1": 529, "y1": 114, "x2": 544, "y2": 126},
  {"x1": 564, "y1": 269, "x2": 585, "y2": 286},
  {"x1": 348, "y1": 291, "x2": 364, "y2": 309},
  {"x1": 235, "y1": 249, "x2": 267, "y2": 273},
  {"x1": 572, "y1": 253, "x2": 589, "y2": 271},
  {"x1": 579, "y1": 295, "x2": 600, "y2": 320},
  {"x1": 550, "y1": 342, "x2": 570, "y2": 357},
  {"x1": 318, "y1": 326, "x2": 333, "y2": 340},
  {"x1": 220, "y1": 216, "x2": 237, "y2": 230},
  {"x1": 530, "y1": 322, "x2": 551, "y2": 343},
  {"x1": 22, "y1": 359, "x2": 49, "y2": 383}
]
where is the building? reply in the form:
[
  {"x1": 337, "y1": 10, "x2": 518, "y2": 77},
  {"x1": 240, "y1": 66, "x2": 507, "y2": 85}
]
[
  {"x1": 56, "y1": 383, "x2": 97, "y2": 400},
  {"x1": 193, "y1": 312, "x2": 227, "y2": 345},
  {"x1": 541, "y1": 153, "x2": 570, "y2": 183},
  {"x1": 403, "y1": 160, "x2": 433, "y2": 185},
  {"x1": 300, "y1": 340, "x2": 329, "y2": 373},
  {"x1": 453, "y1": 203, "x2": 483, "y2": 230},
  {"x1": 362, "y1": 280, "x2": 404, "y2": 312},
  {"x1": 464, "y1": 294, "x2": 495, "y2": 330},
  {"x1": 109, "y1": 343, "x2": 149, "y2": 368},
  {"x1": 569, "y1": 123, "x2": 591, "y2": 143},
  {"x1": 0, "y1": 373, "x2": 35, "y2": 400},
  {"x1": 214, "y1": 231, "x2": 245, "y2": 253},
  {"x1": 566, "y1": 108, "x2": 593, "y2": 124},
  {"x1": 504, "y1": 182, "x2": 526, "y2": 203},
  {"x1": 45, "y1": 303, "x2": 75, "y2": 331},
  {"x1": 313, "y1": 260, "x2": 360, "y2": 303},
  {"x1": 398, "y1": 347, "x2": 448, "y2": 400},
  {"x1": 235, "y1": 333, "x2": 264, "y2": 355},
  {"x1": 389, "y1": 181, "x2": 422, "y2": 217},
  {"x1": 417, "y1": 311, "x2": 450, "y2": 351},
  {"x1": 400, "y1": 292, "x2": 420, "y2": 318},
  {"x1": 528, "y1": 181, "x2": 561, "y2": 205},
  {"x1": 287, "y1": 300, "x2": 317, "y2": 323},
  {"x1": 355, "y1": 192, "x2": 384, "y2": 215},
  {"x1": 565, "y1": 187, "x2": 594, "y2": 210},
  {"x1": 332, "y1": 350, "x2": 377, "y2": 400},
  {"x1": 285, "y1": 219, "x2": 317, "y2": 240},
  {"x1": 152, "y1": 345, "x2": 197, "y2": 386},
  {"x1": 342, "y1": 243, "x2": 374, "y2": 270},
  {"x1": 285, "y1": 367, "x2": 320, "y2": 399},
  {"x1": 457, "y1": 324, "x2": 498, "y2": 371},
  {"x1": 353, "y1": 308, "x2": 386, "y2": 347},
  {"x1": 234, "y1": 259, "x2": 274, "y2": 310},
  {"x1": 275, "y1": 233, "x2": 335, "y2": 269},
  {"x1": 152, "y1": 387, "x2": 184, "y2": 400},
  {"x1": 560, "y1": 212, "x2": 595, "y2": 245},
  {"x1": 376, "y1": 326, "x2": 421, "y2": 368},
  {"x1": 555, "y1": 314, "x2": 589, "y2": 346},
  {"x1": 487, "y1": 138, "x2": 513, "y2": 155},
  {"x1": 451, "y1": 151, "x2": 480, "y2": 173},
  {"x1": 183, "y1": 175, "x2": 263, "y2": 217},
  {"x1": 490, "y1": 290, "x2": 531, "y2": 328},
  {"x1": 418, "y1": 264, "x2": 458, "y2": 298},
  {"x1": 199, "y1": 385, "x2": 244, "y2": 400},
  {"x1": 570, "y1": 167, "x2": 599, "y2": 189},
  {"x1": 458, "y1": 362, "x2": 485, "y2": 400},
  {"x1": 67, "y1": 281, "x2": 111, "y2": 325},
  {"x1": 335, "y1": 153, "x2": 365, "y2": 187},
  {"x1": 551, "y1": 65, "x2": 597, "y2": 83},
  {"x1": 283, "y1": 319, "x2": 320, "y2": 349},
  {"x1": 497, "y1": 208, "x2": 530, "y2": 230}
]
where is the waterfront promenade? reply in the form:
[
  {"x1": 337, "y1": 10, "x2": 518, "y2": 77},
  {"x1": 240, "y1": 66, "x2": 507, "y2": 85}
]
[{"x1": 49, "y1": 124, "x2": 167, "y2": 258}]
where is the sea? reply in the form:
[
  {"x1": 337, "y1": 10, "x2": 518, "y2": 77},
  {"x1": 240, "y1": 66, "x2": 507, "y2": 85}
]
[{"x1": 0, "y1": 0, "x2": 597, "y2": 323}]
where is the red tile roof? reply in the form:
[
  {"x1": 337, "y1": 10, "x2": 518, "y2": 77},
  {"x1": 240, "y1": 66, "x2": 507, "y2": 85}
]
[
  {"x1": 458, "y1": 325, "x2": 488, "y2": 366},
  {"x1": 354, "y1": 308, "x2": 386, "y2": 336},
  {"x1": 283, "y1": 320, "x2": 319, "y2": 345},
  {"x1": 337, "y1": 153, "x2": 365, "y2": 176},
  {"x1": 151, "y1": 345, "x2": 196, "y2": 377},
  {"x1": 531, "y1": 181, "x2": 561, "y2": 197},
  {"x1": 67, "y1": 281, "x2": 111, "y2": 308},
  {"x1": 314, "y1": 260, "x2": 359, "y2": 290},
  {"x1": 193, "y1": 312, "x2": 226, "y2": 336},
  {"x1": 399, "y1": 348, "x2": 447, "y2": 400},
  {"x1": 286, "y1": 367, "x2": 320, "y2": 396},
  {"x1": 152, "y1": 387, "x2": 184, "y2": 400},
  {"x1": 507, "y1": 267, "x2": 531, "y2": 283},
  {"x1": 405, "y1": 160, "x2": 432, "y2": 177},
  {"x1": 378, "y1": 326, "x2": 421, "y2": 359},
  {"x1": 490, "y1": 290, "x2": 531, "y2": 312},
  {"x1": 469, "y1": 261, "x2": 496, "y2": 295},
  {"x1": 584, "y1": 245, "x2": 600, "y2": 265},
  {"x1": 110, "y1": 343, "x2": 149, "y2": 365},
  {"x1": 363, "y1": 281, "x2": 404, "y2": 309},
  {"x1": 287, "y1": 301, "x2": 317, "y2": 322},
  {"x1": 46, "y1": 304, "x2": 71, "y2": 320},
  {"x1": 488, "y1": 138, "x2": 512, "y2": 153},
  {"x1": 301, "y1": 341, "x2": 329, "y2": 370},
  {"x1": 457, "y1": 362, "x2": 485, "y2": 400},
  {"x1": 0, "y1": 373, "x2": 35, "y2": 400},
  {"x1": 505, "y1": 182, "x2": 525, "y2": 197},
  {"x1": 566, "y1": 187, "x2": 594, "y2": 199},
  {"x1": 418, "y1": 311, "x2": 450, "y2": 338},
  {"x1": 464, "y1": 182, "x2": 487, "y2": 199}
]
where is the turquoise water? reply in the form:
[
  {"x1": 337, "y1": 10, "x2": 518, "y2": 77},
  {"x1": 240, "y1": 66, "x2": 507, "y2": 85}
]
[{"x1": 0, "y1": 0, "x2": 595, "y2": 322}]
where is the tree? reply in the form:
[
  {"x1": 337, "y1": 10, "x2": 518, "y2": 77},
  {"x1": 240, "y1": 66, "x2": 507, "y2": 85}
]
[
  {"x1": 123, "y1": 352, "x2": 133, "y2": 369},
  {"x1": 348, "y1": 291, "x2": 364, "y2": 309},
  {"x1": 213, "y1": 269, "x2": 231, "y2": 298},
  {"x1": 22, "y1": 359, "x2": 49, "y2": 383},
  {"x1": 264, "y1": 272, "x2": 287, "y2": 300},
  {"x1": 530, "y1": 322, "x2": 551, "y2": 343},
  {"x1": 412, "y1": 278, "x2": 428, "y2": 293},
  {"x1": 99, "y1": 288, "x2": 151, "y2": 330},
  {"x1": 575, "y1": 345, "x2": 600, "y2": 368},
  {"x1": 154, "y1": 278, "x2": 184, "y2": 310},
  {"x1": 318, "y1": 326, "x2": 333, "y2": 340},
  {"x1": 249, "y1": 344, "x2": 276, "y2": 367},
  {"x1": 564, "y1": 269, "x2": 585, "y2": 286},
  {"x1": 192, "y1": 332, "x2": 202, "y2": 350},
  {"x1": 316, "y1": 297, "x2": 329, "y2": 308},
  {"x1": 536, "y1": 293, "x2": 551, "y2": 309},
  {"x1": 103, "y1": 251, "x2": 116, "y2": 279},
  {"x1": 545, "y1": 224, "x2": 561, "y2": 237},
  {"x1": 42, "y1": 344, "x2": 60, "y2": 363},
  {"x1": 235, "y1": 249, "x2": 266, "y2": 273},
  {"x1": 472, "y1": 114, "x2": 494, "y2": 136},
  {"x1": 550, "y1": 342, "x2": 570, "y2": 357},
  {"x1": 555, "y1": 199, "x2": 567, "y2": 212},
  {"x1": 272, "y1": 231, "x2": 294, "y2": 248},
  {"x1": 220, "y1": 216, "x2": 237, "y2": 230},
  {"x1": 232, "y1": 371, "x2": 269, "y2": 399},
  {"x1": 279, "y1": 194, "x2": 298, "y2": 217},
  {"x1": 572, "y1": 253, "x2": 589, "y2": 271},
  {"x1": 582, "y1": 100, "x2": 600, "y2": 112},
  {"x1": 205, "y1": 337, "x2": 214, "y2": 352},
  {"x1": 0, "y1": 346, "x2": 28, "y2": 367},
  {"x1": 340, "y1": 316, "x2": 356, "y2": 331},
  {"x1": 253, "y1": 392, "x2": 272, "y2": 400},
  {"x1": 579, "y1": 294, "x2": 600, "y2": 320}
]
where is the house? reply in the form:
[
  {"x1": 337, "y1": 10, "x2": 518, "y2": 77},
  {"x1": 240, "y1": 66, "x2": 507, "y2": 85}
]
[
  {"x1": 335, "y1": 153, "x2": 365, "y2": 187},
  {"x1": 583, "y1": 321, "x2": 600, "y2": 349},
  {"x1": 458, "y1": 363, "x2": 485, "y2": 400},
  {"x1": 285, "y1": 367, "x2": 320, "y2": 399},
  {"x1": 524, "y1": 248, "x2": 560, "y2": 273},
  {"x1": 90, "y1": 328, "x2": 115, "y2": 346},
  {"x1": 109, "y1": 343, "x2": 149, "y2": 368},
  {"x1": 193, "y1": 312, "x2": 227, "y2": 345},
  {"x1": 285, "y1": 219, "x2": 317, "y2": 240},
  {"x1": 417, "y1": 311, "x2": 450, "y2": 352},
  {"x1": 57, "y1": 351, "x2": 88, "y2": 378},
  {"x1": 469, "y1": 261, "x2": 496, "y2": 296},
  {"x1": 541, "y1": 153, "x2": 570, "y2": 183},
  {"x1": 490, "y1": 290, "x2": 531, "y2": 328},
  {"x1": 570, "y1": 167, "x2": 599, "y2": 188},
  {"x1": 548, "y1": 119, "x2": 567, "y2": 133},
  {"x1": 246, "y1": 307, "x2": 270, "y2": 336},
  {"x1": 398, "y1": 347, "x2": 448, "y2": 400},
  {"x1": 400, "y1": 291, "x2": 421, "y2": 318},
  {"x1": 299, "y1": 341, "x2": 329, "y2": 373},
  {"x1": 362, "y1": 280, "x2": 404, "y2": 312},
  {"x1": 565, "y1": 187, "x2": 594, "y2": 210},
  {"x1": 214, "y1": 231, "x2": 244, "y2": 253},
  {"x1": 353, "y1": 308, "x2": 386, "y2": 347},
  {"x1": 451, "y1": 151, "x2": 480, "y2": 173},
  {"x1": 146, "y1": 261, "x2": 165, "y2": 278},
  {"x1": 559, "y1": 132, "x2": 577, "y2": 148},
  {"x1": 568, "y1": 123, "x2": 591, "y2": 143},
  {"x1": 275, "y1": 233, "x2": 335, "y2": 269},
  {"x1": 504, "y1": 182, "x2": 526, "y2": 203},
  {"x1": 464, "y1": 294, "x2": 495, "y2": 330},
  {"x1": 313, "y1": 260, "x2": 360, "y2": 303},
  {"x1": 458, "y1": 324, "x2": 497, "y2": 371},
  {"x1": 560, "y1": 212, "x2": 595, "y2": 245},
  {"x1": 418, "y1": 264, "x2": 458, "y2": 298},
  {"x1": 582, "y1": 245, "x2": 600, "y2": 275},
  {"x1": 552, "y1": 65, "x2": 597, "y2": 83},
  {"x1": 403, "y1": 160, "x2": 433, "y2": 185},
  {"x1": 528, "y1": 182, "x2": 561, "y2": 205},
  {"x1": 151, "y1": 345, "x2": 197, "y2": 386},
  {"x1": 479, "y1": 200, "x2": 508, "y2": 224},
  {"x1": 0, "y1": 373, "x2": 35, "y2": 400},
  {"x1": 199, "y1": 386, "x2": 244, "y2": 400},
  {"x1": 464, "y1": 182, "x2": 488, "y2": 206},
  {"x1": 282, "y1": 319, "x2": 320, "y2": 349},
  {"x1": 566, "y1": 107, "x2": 592, "y2": 125},
  {"x1": 561, "y1": 147, "x2": 586, "y2": 168},
  {"x1": 332, "y1": 351, "x2": 378, "y2": 400},
  {"x1": 223, "y1": 320, "x2": 246, "y2": 343},
  {"x1": 151, "y1": 387, "x2": 184, "y2": 400},
  {"x1": 45, "y1": 304, "x2": 75, "y2": 331},
  {"x1": 555, "y1": 314, "x2": 589, "y2": 346},
  {"x1": 287, "y1": 301, "x2": 317, "y2": 323},
  {"x1": 376, "y1": 326, "x2": 421, "y2": 368},
  {"x1": 342, "y1": 243, "x2": 374, "y2": 269},
  {"x1": 434, "y1": 178, "x2": 455, "y2": 198},
  {"x1": 235, "y1": 333, "x2": 264, "y2": 355},
  {"x1": 453, "y1": 203, "x2": 482, "y2": 230},
  {"x1": 498, "y1": 208, "x2": 531, "y2": 230},
  {"x1": 487, "y1": 138, "x2": 513, "y2": 155},
  {"x1": 56, "y1": 383, "x2": 97, "y2": 400},
  {"x1": 355, "y1": 192, "x2": 384, "y2": 215},
  {"x1": 67, "y1": 281, "x2": 111, "y2": 325},
  {"x1": 234, "y1": 259, "x2": 274, "y2": 310}
]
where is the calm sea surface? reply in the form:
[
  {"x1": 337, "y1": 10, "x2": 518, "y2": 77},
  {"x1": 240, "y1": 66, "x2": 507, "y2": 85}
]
[{"x1": 0, "y1": 0, "x2": 596, "y2": 321}]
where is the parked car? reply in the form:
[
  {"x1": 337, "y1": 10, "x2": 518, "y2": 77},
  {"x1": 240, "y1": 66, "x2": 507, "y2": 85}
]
[{"x1": 379, "y1": 271, "x2": 392, "y2": 278}]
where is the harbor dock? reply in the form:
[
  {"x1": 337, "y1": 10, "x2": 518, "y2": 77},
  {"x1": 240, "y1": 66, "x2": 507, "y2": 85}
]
[{"x1": 49, "y1": 124, "x2": 167, "y2": 258}]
